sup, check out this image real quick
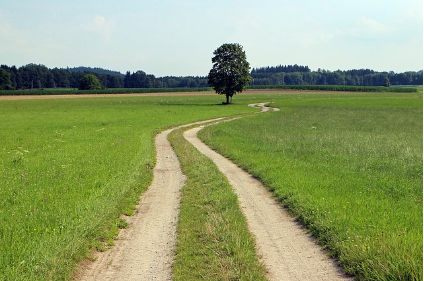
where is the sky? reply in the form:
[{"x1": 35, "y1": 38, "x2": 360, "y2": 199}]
[{"x1": 1, "y1": 0, "x2": 423, "y2": 77}]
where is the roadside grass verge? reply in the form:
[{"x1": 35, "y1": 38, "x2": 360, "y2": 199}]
[
  {"x1": 199, "y1": 92, "x2": 423, "y2": 280},
  {"x1": 0, "y1": 95, "x2": 256, "y2": 280},
  {"x1": 169, "y1": 125, "x2": 266, "y2": 280}
]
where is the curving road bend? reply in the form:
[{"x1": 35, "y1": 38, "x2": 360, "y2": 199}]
[
  {"x1": 79, "y1": 103, "x2": 351, "y2": 281},
  {"x1": 183, "y1": 103, "x2": 351, "y2": 281}
]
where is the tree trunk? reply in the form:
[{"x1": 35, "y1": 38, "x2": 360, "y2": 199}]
[{"x1": 226, "y1": 94, "x2": 230, "y2": 104}]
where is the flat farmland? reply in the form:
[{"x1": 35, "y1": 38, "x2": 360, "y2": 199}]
[{"x1": 0, "y1": 90, "x2": 422, "y2": 280}]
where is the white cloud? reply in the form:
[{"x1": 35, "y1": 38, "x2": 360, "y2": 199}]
[
  {"x1": 359, "y1": 17, "x2": 392, "y2": 33},
  {"x1": 80, "y1": 15, "x2": 116, "y2": 41},
  {"x1": 347, "y1": 17, "x2": 394, "y2": 39},
  {"x1": 290, "y1": 30, "x2": 343, "y2": 47}
]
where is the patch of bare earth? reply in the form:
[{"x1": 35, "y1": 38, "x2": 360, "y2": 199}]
[{"x1": 0, "y1": 89, "x2": 363, "y2": 101}]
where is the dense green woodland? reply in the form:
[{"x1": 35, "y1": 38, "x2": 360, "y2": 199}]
[
  {"x1": 0, "y1": 63, "x2": 422, "y2": 90},
  {"x1": 251, "y1": 65, "x2": 423, "y2": 86}
]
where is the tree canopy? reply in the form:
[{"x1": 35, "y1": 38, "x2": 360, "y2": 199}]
[
  {"x1": 208, "y1": 43, "x2": 253, "y2": 103},
  {"x1": 0, "y1": 68, "x2": 12, "y2": 90},
  {"x1": 79, "y1": 74, "x2": 102, "y2": 90}
]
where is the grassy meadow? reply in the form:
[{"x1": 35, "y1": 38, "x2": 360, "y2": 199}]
[
  {"x1": 0, "y1": 95, "x2": 256, "y2": 280},
  {"x1": 199, "y1": 91, "x2": 423, "y2": 280},
  {"x1": 0, "y1": 90, "x2": 422, "y2": 280}
]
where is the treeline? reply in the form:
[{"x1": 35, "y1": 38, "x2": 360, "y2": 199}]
[
  {"x1": 0, "y1": 63, "x2": 422, "y2": 91},
  {"x1": 0, "y1": 64, "x2": 208, "y2": 90},
  {"x1": 251, "y1": 64, "x2": 310, "y2": 74},
  {"x1": 251, "y1": 65, "x2": 423, "y2": 86},
  {"x1": 123, "y1": 71, "x2": 208, "y2": 88},
  {"x1": 0, "y1": 64, "x2": 126, "y2": 90}
]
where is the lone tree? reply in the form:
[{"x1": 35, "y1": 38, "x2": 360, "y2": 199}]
[
  {"x1": 208, "y1": 43, "x2": 253, "y2": 104},
  {"x1": 79, "y1": 74, "x2": 102, "y2": 90}
]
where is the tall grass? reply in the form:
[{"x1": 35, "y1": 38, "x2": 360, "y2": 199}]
[
  {"x1": 169, "y1": 126, "x2": 266, "y2": 280},
  {"x1": 199, "y1": 92, "x2": 423, "y2": 280},
  {"x1": 0, "y1": 96, "x2": 255, "y2": 280}
]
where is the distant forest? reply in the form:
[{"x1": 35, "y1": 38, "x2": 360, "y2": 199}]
[
  {"x1": 251, "y1": 65, "x2": 423, "y2": 86},
  {"x1": 0, "y1": 63, "x2": 422, "y2": 90}
]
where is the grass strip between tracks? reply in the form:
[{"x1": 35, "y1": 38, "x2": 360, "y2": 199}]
[{"x1": 169, "y1": 124, "x2": 267, "y2": 281}]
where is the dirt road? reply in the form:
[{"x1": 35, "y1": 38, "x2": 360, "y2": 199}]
[
  {"x1": 78, "y1": 119, "x2": 223, "y2": 281},
  {"x1": 184, "y1": 104, "x2": 351, "y2": 280},
  {"x1": 79, "y1": 128, "x2": 183, "y2": 280},
  {"x1": 79, "y1": 103, "x2": 351, "y2": 280}
]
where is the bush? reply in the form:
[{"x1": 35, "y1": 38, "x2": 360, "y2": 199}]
[{"x1": 79, "y1": 74, "x2": 102, "y2": 90}]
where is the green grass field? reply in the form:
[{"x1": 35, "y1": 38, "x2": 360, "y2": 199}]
[
  {"x1": 199, "y1": 91, "x2": 423, "y2": 280},
  {"x1": 0, "y1": 96, "x2": 256, "y2": 280},
  {"x1": 0, "y1": 91, "x2": 422, "y2": 280}
]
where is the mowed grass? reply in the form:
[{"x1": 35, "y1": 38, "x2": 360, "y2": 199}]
[
  {"x1": 199, "y1": 92, "x2": 423, "y2": 280},
  {"x1": 169, "y1": 126, "x2": 266, "y2": 280},
  {"x1": 0, "y1": 95, "x2": 256, "y2": 280}
]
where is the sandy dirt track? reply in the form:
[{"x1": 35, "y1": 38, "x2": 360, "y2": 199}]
[
  {"x1": 79, "y1": 127, "x2": 184, "y2": 281},
  {"x1": 78, "y1": 102, "x2": 351, "y2": 280}
]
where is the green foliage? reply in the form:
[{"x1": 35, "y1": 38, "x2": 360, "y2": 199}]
[
  {"x1": 251, "y1": 66, "x2": 423, "y2": 86},
  {"x1": 0, "y1": 64, "x2": 209, "y2": 90},
  {"x1": 79, "y1": 74, "x2": 102, "y2": 90},
  {"x1": 208, "y1": 43, "x2": 253, "y2": 103},
  {"x1": 199, "y1": 92, "x2": 423, "y2": 280},
  {"x1": 124, "y1": 70, "x2": 157, "y2": 88},
  {"x1": 384, "y1": 77, "x2": 391, "y2": 87},
  {"x1": 0, "y1": 68, "x2": 12, "y2": 90}
]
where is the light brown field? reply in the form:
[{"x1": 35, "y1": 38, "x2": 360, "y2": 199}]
[{"x1": 0, "y1": 89, "x2": 366, "y2": 101}]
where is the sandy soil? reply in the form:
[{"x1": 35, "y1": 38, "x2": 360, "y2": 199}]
[
  {"x1": 0, "y1": 89, "x2": 361, "y2": 100},
  {"x1": 78, "y1": 102, "x2": 352, "y2": 280}
]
